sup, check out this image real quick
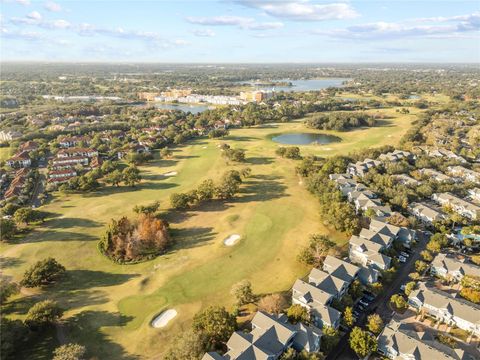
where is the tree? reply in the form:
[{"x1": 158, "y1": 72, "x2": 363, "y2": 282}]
[
  {"x1": 53, "y1": 343, "x2": 87, "y2": 360},
  {"x1": 297, "y1": 234, "x2": 335, "y2": 267},
  {"x1": 409, "y1": 272, "x2": 421, "y2": 281},
  {"x1": 13, "y1": 207, "x2": 36, "y2": 226},
  {"x1": 349, "y1": 279, "x2": 363, "y2": 299},
  {"x1": 415, "y1": 260, "x2": 428, "y2": 274},
  {"x1": 427, "y1": 233, "x2": 448, "y2": 253},
  {"x1": 160, "y1": 147, "x2": 173, "y2": 159},
  {"x1": 0, "y1": 218, "x2": 16, "y2": 241},
  {"x1": 24, "y1": 300, "x2": 63, "y2": 329},
  {"x1": 196, "y1": 179, "x2": 215, "y2": 201},
  {"x1": 368, "y1": 282, "x2": 383, "y2": 295},
  {"x1": 286, "y1": 304, "x2": 309, "y2": 324},
  {"x1": 230, "y1": 280, "x2": 254, "y2": 306},
  {"x1": 192, "y1": 306, "x2": 236, "y2": 349},
  {"x1": 133, "y1": 200, "x2": 160, "y2": 215},
  {"x1": 105, "y1": 169, "x2": 123, "y2": 187},
  {"x1": 164, "y1": 330, "x2": 207, "y2": 360},
  {"x1": 122, "y1": 165, "x2": 141, "y2": 187},
  {"x1": 258, "y1": 294, "x2": 287, "y2": 315},
  {"x1": 21, "y1": 258, "x2": 66, "y2": 287},
  {"x1": 170, "y1": 192, "x2": 191, "y2": 209},
  {"x1": 420, "y1": 250, "x2": 433, "y2": 262},
  {"x1": 215, "y1": 170, "x2": 242, "y2": 199},
  {"x1": 460, "y1": 288, "x2": 480, "y2": 304},
  {"x1": 349, "y1": 327, "x2": 378, "y2": 358},
  {"x1": 343, "y1": 306, "x2": 354, "y2": 327},
  {"x1": 404, "y1": 282, "x2": 417, "y2": 296},
  {"x1": 321, "y1": 326, "x2": 340, "y2": 353},
  {"x1": 367, "y1": 314, "x2": 383, "y2": 335},
  {"x1": 390, "y1": 294, "x2": 407, "y2": 312},
  {"x1": 0, "y1": 278, "x2": 19, "y2": 305}
]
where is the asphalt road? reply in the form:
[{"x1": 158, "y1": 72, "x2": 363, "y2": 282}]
[{"x1": 326, "y1": 232, "x2": 429, "y2": 360}]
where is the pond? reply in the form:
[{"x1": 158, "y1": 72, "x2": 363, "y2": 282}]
[
  {"x1": 243, "y1": 78, "x2": 350, "y2": 92},
  {"x1": 155, "y1": 103, "x2": 210, "y2": 114},
  {"x1": 271, "y1": 133, "x2": 341, "y2": 145}
]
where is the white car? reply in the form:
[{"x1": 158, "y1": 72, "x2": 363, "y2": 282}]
[
  {"x1": 400, "y1": 284, "x2": 406, "y2": 291},
  {"x1": 398, "y1": 256, "x2": 407, "y2": 263},
  {"x1": 400, "y1": 252, "x2": 409, "y2": 258}
]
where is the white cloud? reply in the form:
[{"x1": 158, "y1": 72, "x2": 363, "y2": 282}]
[
  {"x1": 186, "y1": 15, "x2": 283, "y2": 30},
  {"x1": 235, "y1": 0, "x2": 359, "y2": 21},
  {"x1": 186, "y1": 15, "x2": 253, "y2": 26},
  {"x1": 27, "y1": 11, "x2": 42, "y2": 20},
  {"x1": 15, "y1": 0, "x2": 31, "y2": 6},
  {"x1": 192, "y1": 28, "x2": 216, "y2": 37},
  {"x1": 44, "y1": 1, "x2": 62, "y2": 12},
  {"x1": 314, "y1": 12, "x2": 480, "y2": 40}
]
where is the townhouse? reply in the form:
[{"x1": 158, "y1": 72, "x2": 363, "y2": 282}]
[
  {"x1": 347, "y1": 158, "x2": 381, "y2": 177},
  {"x1": 408, "y1": 202, "x2": 448, "y2": 226},
  {"x1": 3, "y1": 168, "x2": 29, "y2": 199},
  {"x1": 418, "y1": 168, "x2": 452, "y2": 183},
  {"x1": 57, "y1": 147, "x2": 98, "y2": 158},
  {"x1": 322, "y1": 255, "x2": 361, "y2": 284},
  {"x1": 203, "y1": 311, "x2": 322, "y2": 360},
  {"x1": 408, "y1": 283, "x2": 480, "y2": 336},
  {"x1": 430, "y1": 253, "x2": 480, "y2": 281},
  {"x1": 47, "y1": 169, "x2": 77, "y2": 185},
  {"x1": 369, "y1": 218, "x2": 416, "y2": 248},
  {"x1": 426, "y1": 148, "x2": 468, "y2": 164},
  {"x1": 6, "y1": 150, "x2": 31, "y2": 168},
  {"x1": 348, "y1": 235, "x2": 392, "y2": 273},
  {"x1": 448, "y1": 165, "x2": 480, "y2": 184},
  {"x1": 292, "y1": 279, "x2": 341, "y2": 329},
  {"x1": 378, "y1": 319, "x2": 469, "y2": 360},
  {"x1": 468, "y1": 188, "x2": 480, "y2": 202},
  {"x1": 432, "y1": 192, "x2": 480, "y2": 220},
  {"x1": 392, "y1": 174, "x2": 421, "y2": 186},
  {"x1": 378, "y1": 150, "x2": 414, "y2": 163}
]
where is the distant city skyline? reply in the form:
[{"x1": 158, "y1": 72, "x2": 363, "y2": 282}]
[{"x1": 1, "y1": 0, "x2": 479, "y2": 63}]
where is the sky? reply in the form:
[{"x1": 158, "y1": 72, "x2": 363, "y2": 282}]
[{"x1": 1, "y1": 0, "x2": 479, "y2": 63}]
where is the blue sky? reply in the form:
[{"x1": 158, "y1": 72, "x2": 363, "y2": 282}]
[{"x1": 1, "y1": 0, "x2": 479, "y2": 62}]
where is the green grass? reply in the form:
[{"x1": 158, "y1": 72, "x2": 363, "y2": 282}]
[
  {"x1": 0, "y1": 146, "x2": 12, "y2": 162},
  {"x1": 1, "y1": 105, "x2": 415, "y2": 359}
]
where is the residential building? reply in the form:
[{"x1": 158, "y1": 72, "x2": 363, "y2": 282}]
[
  {"x1": 322, "y1": 255, "x2": 360, "y2": 283},
  {"x1": 448, "y1": 165, "x2": 480, "y2": 184},
  {"x1": 347, "y1": 158, "x2": 381, "y2": 177},
  {"x1": 468, "y1": 188, "x2": 480, "y2": 202},
  {"x1": 202, "y1": 311, "x2": 322, "y2": 360},
  {"x1": 378, "y1": 150, "x2": 414, "y2": 163},
  {"x1": 408, "y1": 202, "x2": 447, "y2": 225},
  {"x1": 349, "y1": 235, "x2": 391, "y2": 271},
  {"x1": 430, "y1": 253, "x2": 480, "y2": 281},
  {"x1": 418, "y1": 168, "x2": 452, "y2": 183},
  {"x1": 432, "y1": 192, "x2": 480, "y2": 220},
  {"x1": 0, "y1": 130, "x2": 22, "y2": 142},
  {"x1": 57, "y1": 148, "x2": 98, "y2": 158},
  {"x1": 392, "y1": 174, "x2": 421, "y2": 186},
  {"x1": 308, "y1": 268, "x2": 349, "y2": 299},
  {"x1": 408, "y1": 283, "x2": 480, "y2": 336},
  {"x1": 292, "y1": 279, "x2": 340, "y2": 329},
  {"x1": 378, "y1": 319, "x2": 469, "y2": 360},
  {"x1": 369, "y1": 218, "x2": 416, "y2": 247},
  {"x1": 6, "y1": 151, "x2": 31, "y2": 168},
  {"x1": 426, "y1": 148, "x2": 467, "y2": 164}
]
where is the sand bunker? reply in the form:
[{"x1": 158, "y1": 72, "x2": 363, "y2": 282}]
[
  {"x1": 224, "y1": 234, "x2": 241, "y2": 246},
  {"x1": 163, "y1": 171, "x2": 177, "y2": 177},
  {"x1": 151, "y1": 309, "x2": 177, "y2": 328}
]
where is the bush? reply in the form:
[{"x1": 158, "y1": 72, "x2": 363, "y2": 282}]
[
  {"x1": 286, "y1": 304, "x2": 309, "y2": 324},
  {"x1": 53, "y1": 343, "x2": 87, "y2": 360},
  {"x1": 25, "y1": 300, "x2": 63, "y2": 329},
  {"x1": 21, "y1": 258, "x2": 65, "y2": 287}
]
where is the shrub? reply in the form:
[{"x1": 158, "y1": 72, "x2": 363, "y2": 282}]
[{"x1": 21, "y1": 258, "x2": 65, "y2": 287}]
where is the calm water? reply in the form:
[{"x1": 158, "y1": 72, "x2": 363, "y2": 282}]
[
  {"x1": 272, "y1": 133, "x2": 340, "y2": 145},
  {"x1": 155, "y1": 103, "x2": 210, "y2": 114},
  {"x1": 247, "y1": 78, "x2": 349, "y2": 92}
]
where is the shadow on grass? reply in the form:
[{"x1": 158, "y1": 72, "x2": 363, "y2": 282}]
[
  {"x1": 245, "y1": 156, "x2": 275, "y2": 165},
  {"x1": 14, "y1": 326, "x2": 57, "y2": 360},
  {"x1": 43, "y1": 217, "x2": 102, "y2": 229},
  {"x1": 67, "y1": 311, "x2": 139, "y2": 360},
  {"x1": 161, "y1": 209, "x2": 195, "y2": 224},
  {"x1": 224, "y1": 135, "x2": 260, "y2": 142},
  {"x1": 60, "y1": 270, "x2": 140, "y2": 291},
  {"x1": 170, "y1": 226, "x2": 217, "y2": 251},
  {"x1": 233, "y1": 174, "x2": 288, "y2": 203},
  {"x1": 20, "y1": 230, "x2": 97, "y2": 244},
  {"x1": 1, "y1": 256, "x2": 24, "y2": 268}
]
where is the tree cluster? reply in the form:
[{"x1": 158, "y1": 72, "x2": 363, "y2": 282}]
[
  {"x1": 99, "y1": 213, "x2": 171, "y2": 263},
  {"x1": 306, "y1": 112, "x2": 377, "y2": 131}
]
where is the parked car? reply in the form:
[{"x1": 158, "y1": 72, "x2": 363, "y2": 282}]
[
  {"x1": 359, "y1": 299, "x2": 370, "y2": 307},
  {"x1": 398, "y1": 256, "x2": 407, "y2": 263},
  {"x1": 362, "y1": 293, "x2": 375, "y2": 302},
  {"x1": 400, "y1": 251, "x2": 409, "y2": 258},
  {"x1": 400, "y1": 284, "x2": 406, "y2": 291}
]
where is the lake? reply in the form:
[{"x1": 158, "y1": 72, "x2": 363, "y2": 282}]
[
  {"x1": 271, "y1": 133, "x2": 341, "y2": 145},
  {"x1": 155, "y1": 103, "x2": 210, "y2": 114},
  {"x1": 245, "y1": 78, "x2": 349, "y2": 92}
]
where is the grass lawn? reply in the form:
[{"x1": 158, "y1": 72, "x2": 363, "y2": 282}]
[
  {"x1": 1, "y1": 105, "x2": 415, "y2": 359},
  {"x1": 0, "y1": 146, "x2": 12, "y2": 162}
]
